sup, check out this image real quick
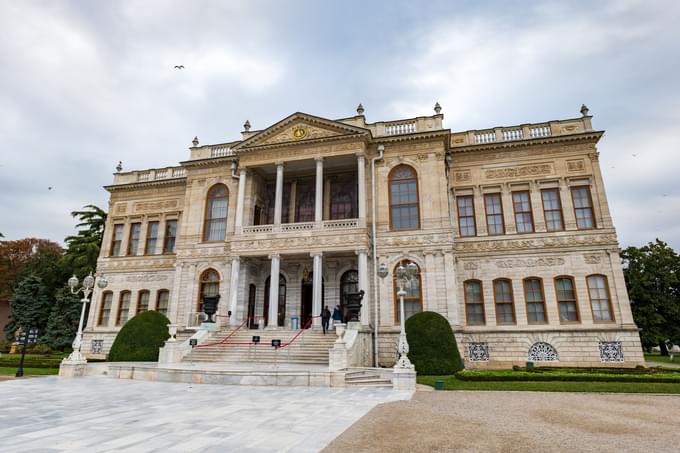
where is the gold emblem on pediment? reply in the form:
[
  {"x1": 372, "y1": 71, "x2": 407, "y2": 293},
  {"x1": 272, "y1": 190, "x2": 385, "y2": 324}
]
[{"x1": 292, "y1": 126, "x2": 308, "y2": 140}]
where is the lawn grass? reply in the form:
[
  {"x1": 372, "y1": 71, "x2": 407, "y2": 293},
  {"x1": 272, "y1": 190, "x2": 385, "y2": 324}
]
[
  {"x1": 418, "y1": 374, "x2": 680, "y2": 394},
  {"x1": 0, "y1": 366, "x2": 59, "y2": 376},
  {"x1": 645, "y1": 352, "x2": 680, "y2": 364}
]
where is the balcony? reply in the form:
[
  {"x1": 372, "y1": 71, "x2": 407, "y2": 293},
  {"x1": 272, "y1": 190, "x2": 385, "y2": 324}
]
[
  {"x1": 450, "y1": 116, "x2": 594, "y2": 148},
  {"x1": 233, "y1": 219, "x2": 368, "y2": 256}
]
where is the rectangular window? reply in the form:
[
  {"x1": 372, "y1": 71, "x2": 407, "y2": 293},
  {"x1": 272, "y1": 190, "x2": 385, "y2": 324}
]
[
  {"x1": 295, "y1": 177, "x2": 316, "y2": 223},
  {"x1": 163, "y1": 219, "x2": 177, "y2": 253},
  {"x1": 541, "y1": 189, "x2": 564, "y2": 231},
  {"x1": 524, "y1": 278, "x2": 547, "y2": 323},
  {"x1": 110, "y1": 224, "x2": 124, "y2": 256},
  {"x1": 99, "y1": 292, "x2": 113, "y2": 326},
  {"x1": 587, "y1": 275, "x2": 613, "y2": 321},
  {"x1": 484, "y1": 193, "x2": 505, "y2": 235},
  {"x1": 157, "y1": 290, "x2": 169, "y2": 316},
  {"x1": 493, "y1": 280, "x2": 515, "y2": 324},
  {"x1": 127, "y1": 223, "x2": 141, "y2": 255},
  {"x1": 116, "y1": 292, "x2": 131, "y2": 325},
  {"x1": 145, "y1": 221, "x2": 159, "y2": 255},
  {"x1": 464, "y1": 280, "x2": 485, "y2": 325},
  {"x1": 571, "y1": 186, "x2": 596, "y2": 229},
  {"x1": 556, "y1": 277, "x2": 579, "y2": 322},
  {"x1": 456, "y1": 196, "x2": 476, "y2": 237},
  {"x1": 512, "y1": 191, "x2": 534, "y2": 233},
  {"x1": 137, "y1": 291, "x2": 150, "y2": 314},
  {"x1": 330, "y1": 173, "x2": 358, "y2": 220}
]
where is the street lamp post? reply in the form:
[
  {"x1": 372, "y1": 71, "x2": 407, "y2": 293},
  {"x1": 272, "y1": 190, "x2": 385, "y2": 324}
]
[
  {"x1": 62, "y1": 272, "x2": 108, "y2": 365},
  {"x1": 394, "y1": 262, "x2": 417, "y2": 369}
]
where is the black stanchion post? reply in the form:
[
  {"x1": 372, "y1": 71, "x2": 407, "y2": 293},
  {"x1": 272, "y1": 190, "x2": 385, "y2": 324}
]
[{"x1": 15, "y1": 338, "x2": 27, "y2": 378}]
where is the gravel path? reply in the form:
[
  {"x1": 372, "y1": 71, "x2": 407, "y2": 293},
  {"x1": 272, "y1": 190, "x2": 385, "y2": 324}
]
[{"x1": 324, "y1": 391, "x2": 680, "y2": 452}]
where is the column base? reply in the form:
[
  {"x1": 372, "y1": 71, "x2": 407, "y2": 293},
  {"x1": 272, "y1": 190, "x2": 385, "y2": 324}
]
[{"x1": 392, "y1": 367, "x2": 417, "y2": 391}]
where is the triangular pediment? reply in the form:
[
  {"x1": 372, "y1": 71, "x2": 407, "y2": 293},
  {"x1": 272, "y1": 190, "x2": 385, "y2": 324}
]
[{"x1": 234, "y1": 112, "x2": 370, "y2": 150}]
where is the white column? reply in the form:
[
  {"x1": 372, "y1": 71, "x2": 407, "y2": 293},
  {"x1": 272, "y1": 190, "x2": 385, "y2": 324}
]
[
  {"x1": 357, "y1": 249, "x2": 369, "y2": 325},
  {"x1": 315, "y1": 157, "x2": 323, "y2": 225},
  {"x1": 312, "y1": 252, "x2": 323, "y2": 328},
  {"x1": 268, "y1": 254, "x2": 280, "y2": 328},
  {"x1": 234, "y1": 168, "x2": 247, "y2": 231},
  {"x1": 274, "y1": 162, "x2": 284, "y2": 227},
  {"x1": 357, "y1": 154, "x2": 366, "y2": 225},
  {"x1": 228, "y1": 257, "x2": 240, "y2": 325}
]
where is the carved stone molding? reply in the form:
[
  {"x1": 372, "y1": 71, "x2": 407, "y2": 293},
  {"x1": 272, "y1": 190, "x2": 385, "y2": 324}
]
[
  {"x1": 567, "y1": 159, "x2": 585, "y2": 172},
  {"x1": 483, "y1": 163, "x2": 553, "y2": 180},
  {"x1": 378, "y1": 233, "x2": 455, "y2": 248},
  {"x1": 133, "y1": 199, "x2": 180, "y2": 214},
  {"x1": 584, "y1": 254, "x2": 602, "y2": 264},
  {"x1": 454, "y1": 170, "x2": 471, "y2": 182},
  {"x1": 455, "y1": 233, "x2": 618, "y2": 253},
  {"x1": 495, "y1": 257, "x2": 565, "y2": 268}
]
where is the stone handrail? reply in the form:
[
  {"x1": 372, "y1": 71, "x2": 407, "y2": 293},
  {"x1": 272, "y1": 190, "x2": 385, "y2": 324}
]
[
  {"x1": 210, "y1": 145, "x2": 233, "y2": 158},
  {"x1": 240, "y1": 219, "x2": 362, "y2": 236},
  {"x1": 111, "y1": 166, "x2": 187, "y2": 185},
  {"x1": 450, "y1": 116, "x2": 593, "y2": 148}
]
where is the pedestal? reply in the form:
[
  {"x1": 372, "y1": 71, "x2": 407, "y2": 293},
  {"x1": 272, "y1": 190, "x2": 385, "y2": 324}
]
[
  {"x1": 59, "y1": 361, "x2": 87, "y2": 377},
  {"x1": 392, "y1": 367, "x2": 417, "y2": 391}
]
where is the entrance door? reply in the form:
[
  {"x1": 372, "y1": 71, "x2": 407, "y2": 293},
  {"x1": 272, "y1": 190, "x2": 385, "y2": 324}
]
[
  {"x1": 300, "y1": 281, "x2": 313, "y2": 328},
  {"x1": 247, "y1": 284, "x2": 256, "y2": 328},
  {"x1": 263, "y1": 279, "x2": 270, "y2": 327}
]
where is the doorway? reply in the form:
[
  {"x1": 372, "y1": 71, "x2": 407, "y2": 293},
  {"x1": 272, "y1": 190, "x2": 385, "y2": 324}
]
[
  {"x1": 247, "y1": 284, "x2": 256, "y2": 329},
  {"x1": 300, "y1": 273, "x2": 324, "y2": 328}
]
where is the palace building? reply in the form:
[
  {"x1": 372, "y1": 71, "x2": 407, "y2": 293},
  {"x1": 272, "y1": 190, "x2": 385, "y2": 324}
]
[{"x1": 82, "y1": 104, "x2": 644, "y2": 368}]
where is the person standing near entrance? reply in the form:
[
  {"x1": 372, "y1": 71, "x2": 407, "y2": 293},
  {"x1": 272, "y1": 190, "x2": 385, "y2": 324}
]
[
  {"x1": 321, "y1": 305, "x2": 331, "y2": 334},
  {"x1": 332, "y1": 304, "x2": 342, "y2": 329}
]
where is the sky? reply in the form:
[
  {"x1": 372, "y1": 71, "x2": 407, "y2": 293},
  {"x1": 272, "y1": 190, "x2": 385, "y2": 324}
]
[{"x1": 1, "y1": 0, "x2": 679, "y2": 249}]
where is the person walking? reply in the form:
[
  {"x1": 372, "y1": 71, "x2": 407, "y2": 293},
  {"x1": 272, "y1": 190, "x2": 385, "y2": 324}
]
[
  {"x1": 332, "y1": 304, "x2": 342, "y2": 328},
  {"x1": 321, "y1": 305, "x2": 331, "y2": 334}
]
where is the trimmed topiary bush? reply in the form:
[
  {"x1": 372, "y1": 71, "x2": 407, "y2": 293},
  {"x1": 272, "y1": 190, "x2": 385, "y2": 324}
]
[
  {"x1": 405, "y1": 311, "x2": 463, "y2": 375},
  {"x1": 108, "y1": 311, "x2": 170, "y2": 362}
]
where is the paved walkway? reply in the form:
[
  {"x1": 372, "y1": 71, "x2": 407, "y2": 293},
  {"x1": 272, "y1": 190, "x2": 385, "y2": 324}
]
[{"x1": 0, "y1": 376, "x2": 411, "y2": 452}]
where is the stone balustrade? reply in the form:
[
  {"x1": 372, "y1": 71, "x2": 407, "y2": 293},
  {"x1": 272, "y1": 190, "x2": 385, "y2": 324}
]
[
  {"x1": 110, "y1": 166, "x2": 187, "y2": 185},
  {"x1": 450, "y1": 116, "x2": 593, "y2": 148},
  {"x1": 241, "y1": 219, "x2": 361, "y2": 236}
]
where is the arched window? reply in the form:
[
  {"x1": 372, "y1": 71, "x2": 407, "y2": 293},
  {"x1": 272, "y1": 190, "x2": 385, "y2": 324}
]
[
  {"x1": 555, "y1": 277, "x2": 579, "y2": 322},
  {"x1": 136, "y1": 290, "x2": 150, "y2": 315},
  {"x1": 263, "y1": 274, "x2": 286, "y2": 327},
  {"x1": 528, "y1": 342, "x2": 559, "y2": 361},
  {"x1": 203, "y1": 184, "x2": 229, "y2": 241},
  {"x1": 198, "y1": 269, "x2": 220, "y2": 312},
  {"x1": 493, "y1": 279, "x2": 515, "y2": 324},
  {"x1": 464, "y1": 280, "x2": 485, "y2": 325},
  {"x1": 340, "y1": 270, "x2": 359, "y2": 322},
  {"x1": 98, "y1": 291, "x2": 113, "y2": 326},
  {"x1": 389, "y1": 165, "x2": 420, "y2": 230},
  {"x1": 524, "y1": 278, "x2": 547, "y2": 324},
  {"x1": 587, "y1": 274, "x2": 614, "y2": 321},
  {"x1": 393, "y1": 260, "x2": 422, "y2": 322},
  {"x1": 156, "y1": 290, "x2": 169, "y2": 316},
  {"x1": 116, "y1": 291, "x2": 131, "y2": 325}
]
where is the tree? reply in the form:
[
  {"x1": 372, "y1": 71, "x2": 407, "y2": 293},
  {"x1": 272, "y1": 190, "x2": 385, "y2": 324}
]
[
  {"x1": 0, "y1": 238, "x2": 63, "y2": 303},
  {"x1": 42, "y1": 286, "x2": 82, "y2": 350},
  {"x1": 405, "y1": 311, "x2": 464, "y2": 374},
  {"x1": 108, "y1": 311, "x2": 170, "y2": 361},
  {"x1": 621, "y1": 239, "x2": 680, "y2": 354},
  {"x1": 62, "y1": 205, "x2": 107, "y2": 278},
  {"x1": 4, "y1": 274, "x2": 51, "y2": 339}
]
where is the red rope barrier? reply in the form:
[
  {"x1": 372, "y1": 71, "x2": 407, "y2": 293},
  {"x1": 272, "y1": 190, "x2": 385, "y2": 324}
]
[{"x1": 194, "y1": 317, "x2": 249, "y2": 348}]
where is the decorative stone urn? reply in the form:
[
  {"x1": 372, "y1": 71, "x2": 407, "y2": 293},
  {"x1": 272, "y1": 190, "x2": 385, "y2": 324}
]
[
  {"x1": 344, "y1": 290, "x2": 365, "y2": 322},
  {"x1": 202, "y1": 295, "x2": 221, "y2": 323}
]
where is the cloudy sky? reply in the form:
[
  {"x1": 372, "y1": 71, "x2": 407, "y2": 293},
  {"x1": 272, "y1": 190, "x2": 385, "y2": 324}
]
[{"x1": 1, "y1": 0, "x2": 679, "y2": 249}]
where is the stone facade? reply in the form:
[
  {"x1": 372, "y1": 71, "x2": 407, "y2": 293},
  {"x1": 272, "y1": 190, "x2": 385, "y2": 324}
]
[{"x1": 82, "y1": 106, "x2": 644, "y2": 368}]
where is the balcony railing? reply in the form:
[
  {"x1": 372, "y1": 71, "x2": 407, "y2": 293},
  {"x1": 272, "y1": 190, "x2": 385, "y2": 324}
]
[
  {"x1": 111, "y1": 166, "x2": 187, "y2": 186},
  {"x1": 210, "y1": 145, "x2": 234, "y2": 158},
  {"x1": 240, "y1": 219, "x2": 362, "y2": 235}
]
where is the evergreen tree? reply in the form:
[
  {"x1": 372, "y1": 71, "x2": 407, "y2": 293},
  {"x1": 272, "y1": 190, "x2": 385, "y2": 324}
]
[
  {"x1": 622, "y1": 239, "x2": 680, "y2": 354},
  {"x1": 62, "y1": 205, "x2": 107, "y2": 277},
  {"x1": 4, "y1": 274, "x2": 51, "y2": 339},
  {"x1": 43, "y1": 286, "x2": 82, "y2": 350}
]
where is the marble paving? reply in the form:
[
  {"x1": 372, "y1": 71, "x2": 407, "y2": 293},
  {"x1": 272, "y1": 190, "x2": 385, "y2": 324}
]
[{"x1": 0, "y1": 376, "x2": 412, "y2": 452}]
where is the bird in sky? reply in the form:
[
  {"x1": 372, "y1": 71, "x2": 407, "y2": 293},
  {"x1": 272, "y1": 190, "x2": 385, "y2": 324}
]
[
  {"x1": 174, "y1": 65, "x2": 184, "y2": 69},
  {"x1": 48, "y1": 186, "x2": 52, "y2": 190},
  {"x1": 632, "y1": 153, "x2": 637, "y2": 157}
]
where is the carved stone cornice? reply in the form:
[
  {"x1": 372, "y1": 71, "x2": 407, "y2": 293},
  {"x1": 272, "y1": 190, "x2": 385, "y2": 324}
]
[
  {"x1": 104, "y1": 177, "x2": 187, "y2": 193},
  {"x1": 455, "y1": 231, "x2": 618, "y2": 254},
  {"x1": 179, "y1": 155, "x2": 238, "y2": 168}
]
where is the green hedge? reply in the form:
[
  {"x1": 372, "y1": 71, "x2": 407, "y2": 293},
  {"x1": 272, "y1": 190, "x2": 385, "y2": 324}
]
[
  {"x1": 405, "y1": 311, "x2": 463, "y2": 375},
  {"x1": 0, "y1": 356, "x2": 63, "y2": 369},
  {"x1": 455, "y1": 370, "x2": 680, "y2": 383},
  {"x1": 108, "y1": 311, "x2": 170, "y2": 362}
]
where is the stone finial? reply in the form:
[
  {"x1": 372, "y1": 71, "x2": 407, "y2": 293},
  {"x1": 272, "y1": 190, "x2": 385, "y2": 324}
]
[
  {"x1": 192, "y1": 136, "x2": 199, "y2": 147},
  {"x1": 580, "y1": 104, "x2": 590, "y2": 117},
  {"x1": 434, "y1": 102, "x2": 442, "y2": 114},
  {"x1": 115, "y1": 161, "x2": 123, "y2": 173},
  {"x1": 356, "y1": 103, "x2": 364, "y2": 115},
  {"x1": 243, "y1": 120, "x2": 251, "y2": 131}
]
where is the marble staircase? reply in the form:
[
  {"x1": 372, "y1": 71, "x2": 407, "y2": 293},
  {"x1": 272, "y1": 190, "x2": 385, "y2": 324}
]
[
  {"x1": 183, "y1": 327, "x2": 337, "y2": 365},
  {"x1": 344, "y1": 369, "x2": 393, "y2": 388}
]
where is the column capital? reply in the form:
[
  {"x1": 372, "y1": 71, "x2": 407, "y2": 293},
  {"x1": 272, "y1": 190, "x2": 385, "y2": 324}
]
[
  {"x1": 355, "y1": 248, "x2": 369, "y2": 256},
  {"x1": 268, "y1": 253, "x2": 280, "y2": 260},
  {"x1": 355, "y1": 152, "x2": 367, "y2": 159},
  {"x1": 275, "y1": 161, "x2": 285, "y2": 167},
  {"x1": 239, "y1": 167, "x2": 249, "y2": 176},
  {"x1": 310, "y1": 251, "x2": 323, "y2": 258},
  {"x1": 230, "y1": 255, "x2": 241, "y2": 263},
  {"x1": 314, "y1": 156, "x2": 324, "y2": 162}
]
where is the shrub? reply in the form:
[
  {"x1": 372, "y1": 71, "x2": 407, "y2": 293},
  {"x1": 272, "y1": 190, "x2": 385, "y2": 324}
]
[
  {"x1": 107, "y1": 311, "x2": 170, "y2": 362},
  {"x1": 0, "y1": 340, "x2": 11, "y2": 353},
  {"x1": 30, "y1": 343, "x2": 53, "y2": 354},
  {"x1": 405, "y1": 311, "x2": 463, "y2": 375}
]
